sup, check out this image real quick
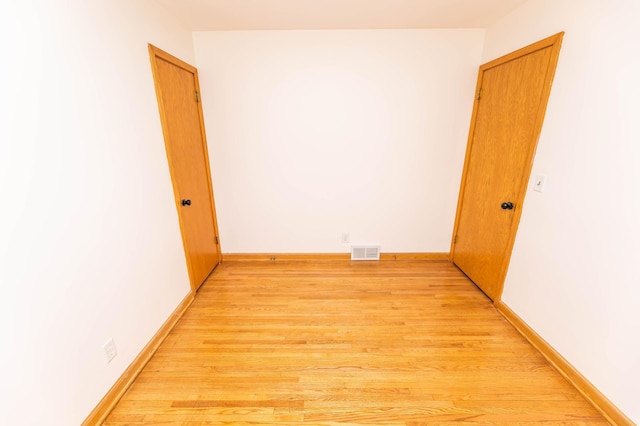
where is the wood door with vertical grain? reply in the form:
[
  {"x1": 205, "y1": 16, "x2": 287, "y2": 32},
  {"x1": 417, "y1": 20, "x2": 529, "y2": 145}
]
[
  {"x1": 451, "y1": 33, "x2": 563, "y2": 301},
  {"x1": 149, "y1": 45, "x2": 221, "y2": 291}
]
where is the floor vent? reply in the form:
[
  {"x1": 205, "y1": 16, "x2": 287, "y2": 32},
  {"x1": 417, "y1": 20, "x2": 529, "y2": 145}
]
[{"x1": 351, "y1": 245, "x2": 381, "y2": 261}]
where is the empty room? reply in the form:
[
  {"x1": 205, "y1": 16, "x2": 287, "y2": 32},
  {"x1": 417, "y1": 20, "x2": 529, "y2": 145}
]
[{"x1": 0, "y1": 0, "x2": 638, "y2": 425}]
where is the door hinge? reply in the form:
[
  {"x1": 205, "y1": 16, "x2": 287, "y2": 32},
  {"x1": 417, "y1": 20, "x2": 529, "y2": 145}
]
[
  {"x1": 476, "y1": 88, "x2": 482, "y2": 101},
  {"x1": 195, "y1": 91, "x2": 200, "y2": 103},
  {"x1": 453, "y1": 235, "x2": 458, "y2": 244},
  {"x1": 215, "y1": 236, "x2": 219, "y2": 244}
]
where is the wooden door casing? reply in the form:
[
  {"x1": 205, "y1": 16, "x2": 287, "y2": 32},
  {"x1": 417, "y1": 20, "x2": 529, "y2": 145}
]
[
  {"x1": 149, "y1": 45, "x2": 221, "y2": 291},
  {"x1": 451, "y1": 33, "x2": 564, "y2": 301}
]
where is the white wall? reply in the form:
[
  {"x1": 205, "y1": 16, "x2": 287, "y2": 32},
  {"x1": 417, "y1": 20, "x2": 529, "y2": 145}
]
[
  {"x1": 193, "y1": 30, "x2": 484, "y2": 253},
  {"x1": 483, "y1": 0, "x2": 640, "y2": 422},
  {"x1": 0, "y1": 1, "x2": 195, "y2": 424}
]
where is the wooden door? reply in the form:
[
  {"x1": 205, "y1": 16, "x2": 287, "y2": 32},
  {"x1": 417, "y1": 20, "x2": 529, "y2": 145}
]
[
  {"x1": 451, "y1": 33, "x2": 563, "y2": 301},
  {"x1": 149, "y1": 45, "x2": 221, "y2": 291}
]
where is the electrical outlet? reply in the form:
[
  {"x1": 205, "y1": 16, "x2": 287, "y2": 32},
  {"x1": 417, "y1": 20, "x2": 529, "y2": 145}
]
[
  {"x1": 341, "y1": 233, "x2": 350, "y2": 244},
  {"x1": 102, "y1": 338, "x2": 118, "y2": 363}
]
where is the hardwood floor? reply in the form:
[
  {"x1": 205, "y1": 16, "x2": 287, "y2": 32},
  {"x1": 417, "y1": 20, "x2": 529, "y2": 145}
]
[{"x1": 105, "y1": 260, "x2": 608, "y2": 425}]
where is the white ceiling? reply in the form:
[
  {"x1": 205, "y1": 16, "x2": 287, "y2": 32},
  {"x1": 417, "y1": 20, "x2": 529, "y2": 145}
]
[{"x1": 156, "y1": 0, "x2": 528, "y2": 31}]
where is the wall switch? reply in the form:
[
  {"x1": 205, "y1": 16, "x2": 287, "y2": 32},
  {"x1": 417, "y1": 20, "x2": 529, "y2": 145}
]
[
  {"x1": 341, "y1": 233, "x2": 350, "y2": 244},
  {"x1": 102, "y1": 338, "x2": 118, "y2": 363},
  {"x1": 533, "y1": 175, "x2": 546, "y2": 192}
]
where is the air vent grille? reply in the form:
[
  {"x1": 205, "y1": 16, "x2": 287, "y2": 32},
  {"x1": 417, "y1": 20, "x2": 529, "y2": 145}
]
[{"x1": 351, "y1": 245, "x2": 381, "y2": 261}]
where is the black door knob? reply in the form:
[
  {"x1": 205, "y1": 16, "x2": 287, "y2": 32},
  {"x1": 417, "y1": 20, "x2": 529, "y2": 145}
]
[
  {"x1": 181, "y1": 199, "x2": 192, "y2": 206},
  {"x1": 501, "y1": 202, "x2": 514, "y2": 210}
]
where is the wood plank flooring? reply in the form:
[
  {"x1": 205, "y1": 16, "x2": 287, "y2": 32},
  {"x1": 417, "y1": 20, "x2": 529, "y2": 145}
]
[{"x1": 105, "y1": 260, "x2": 608, "y2": 425}]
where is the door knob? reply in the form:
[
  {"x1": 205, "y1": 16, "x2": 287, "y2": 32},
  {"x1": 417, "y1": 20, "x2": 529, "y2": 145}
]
[
  {"x1": 181, "y1": 199, "x2": 192, "y2": 206},
  {"x1": 501, "y1": 202, "x2": 514, "y2": 210}
]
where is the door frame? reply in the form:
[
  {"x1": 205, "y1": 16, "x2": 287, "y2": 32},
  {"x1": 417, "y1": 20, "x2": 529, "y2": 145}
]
[
  {"x1": 450, "y1": 33, "x2": 564, "y2": 302},
  {"x1": 148, "y1": 44, "x2": 222, "y2": 291}
]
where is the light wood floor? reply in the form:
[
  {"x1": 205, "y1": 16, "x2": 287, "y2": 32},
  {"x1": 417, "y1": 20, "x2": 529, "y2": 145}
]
[{"x1": 105, "y1": 260, "x2": 608, "y2": 425}]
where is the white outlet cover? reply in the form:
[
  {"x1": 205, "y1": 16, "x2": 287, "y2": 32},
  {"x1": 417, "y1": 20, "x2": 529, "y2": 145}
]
[
  {"x1": 102, "y1": 338, "x2": 118, "y2": 363},
  {"x1": 533, "y1": 175, "x2": 546, "y2": 192}
]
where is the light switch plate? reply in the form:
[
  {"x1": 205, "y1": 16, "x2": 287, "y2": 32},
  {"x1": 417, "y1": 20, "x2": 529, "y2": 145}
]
[{"x1": 533, "y1": 175, "x2": 546, "y2": 192}]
